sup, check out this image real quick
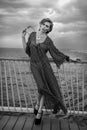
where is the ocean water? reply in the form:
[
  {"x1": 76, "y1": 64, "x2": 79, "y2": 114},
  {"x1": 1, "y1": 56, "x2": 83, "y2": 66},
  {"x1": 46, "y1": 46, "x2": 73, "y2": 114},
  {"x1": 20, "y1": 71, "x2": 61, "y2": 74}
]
[
  {"x1": 0, "y1": 48, "x2": 87, "y2": 60},
  {"x1": 0, "y1": 48, "x2": 87, "y2": 110},
  {"x1": 0, "y1": 48, "x2": 27, "y2": 58}
]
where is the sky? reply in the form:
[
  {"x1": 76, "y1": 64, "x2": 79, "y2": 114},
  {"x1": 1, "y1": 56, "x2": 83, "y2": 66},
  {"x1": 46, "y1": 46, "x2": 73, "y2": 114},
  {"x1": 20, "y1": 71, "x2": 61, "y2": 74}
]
[{"x1": 0, "y1": 0, "x2": 87, "y2": 50}]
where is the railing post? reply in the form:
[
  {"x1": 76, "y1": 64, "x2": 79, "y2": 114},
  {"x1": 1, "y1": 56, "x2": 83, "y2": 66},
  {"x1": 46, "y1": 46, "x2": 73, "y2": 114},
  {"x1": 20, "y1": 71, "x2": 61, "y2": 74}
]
[
  {"x1": 8, "y1": 61, "x2": 16, "y2": 111},
  {"x1": 63, "y1": 64, "x2": 71, "y2": 112},
  {"x1": 13, "y1": 61, "x2": 22, "y2": 111},
  {"x1": 70, "y1": 64, "x2": 75, "y2": 113},
  {"x1": 57, "y1": 66, "x2": 66, "y2": 107},
  {"x1": 0, "y1": 61, "x2": 4, "y2": 110},
  {"x1": 4, "y1": 61, "x2": 10, "y2": 110},
  {"x1": 82, "y1": 67, "x2": 85, "y2": 114},
  {"x1": 17, "y1": 61, "x2": 28, "y2": 112}
]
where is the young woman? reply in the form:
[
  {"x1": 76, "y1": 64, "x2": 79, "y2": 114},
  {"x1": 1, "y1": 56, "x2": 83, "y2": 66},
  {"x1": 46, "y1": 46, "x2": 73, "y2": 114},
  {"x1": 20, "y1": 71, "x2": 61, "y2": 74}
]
[{"x1": 22, "y1": 18, "x2": 73, "y2": 125}]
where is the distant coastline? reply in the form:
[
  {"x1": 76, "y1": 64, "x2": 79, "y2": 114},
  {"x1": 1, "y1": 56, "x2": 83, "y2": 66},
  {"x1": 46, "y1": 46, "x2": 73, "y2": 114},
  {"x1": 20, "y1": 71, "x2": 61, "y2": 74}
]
[{"x1": 0, "y1": 48, "x2": 87, "y2": 61}]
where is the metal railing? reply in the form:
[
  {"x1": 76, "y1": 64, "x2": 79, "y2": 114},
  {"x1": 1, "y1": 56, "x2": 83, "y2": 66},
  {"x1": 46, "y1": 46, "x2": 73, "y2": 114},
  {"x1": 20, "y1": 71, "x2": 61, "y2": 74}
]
[{"x1": 0, "y1": 57, "x2": 87, "y2": 115}]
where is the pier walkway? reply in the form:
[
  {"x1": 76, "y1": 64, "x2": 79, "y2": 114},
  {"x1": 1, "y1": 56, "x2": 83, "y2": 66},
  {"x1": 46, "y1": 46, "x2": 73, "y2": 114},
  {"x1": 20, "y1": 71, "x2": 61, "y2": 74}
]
[{"x1": 0, "y1": 111, "x2": 87, "y2": 130}]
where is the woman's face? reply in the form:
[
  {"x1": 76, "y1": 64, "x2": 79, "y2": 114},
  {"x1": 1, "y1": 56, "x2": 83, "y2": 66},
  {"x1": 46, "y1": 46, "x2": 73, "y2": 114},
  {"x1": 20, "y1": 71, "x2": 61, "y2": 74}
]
[{"x1": 40, "y1": 22, "x2": 51, "y2": 33}]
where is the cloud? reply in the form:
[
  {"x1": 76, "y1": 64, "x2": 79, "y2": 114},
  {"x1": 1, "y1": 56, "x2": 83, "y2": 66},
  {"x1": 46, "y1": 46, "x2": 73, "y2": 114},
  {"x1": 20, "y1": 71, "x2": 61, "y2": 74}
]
[
  {"x1": 53, "y1": 21, "x2": 87, "y2": 33},
  {"x1": 0, "y1": 0, "x2": 87, "y2": 50}
]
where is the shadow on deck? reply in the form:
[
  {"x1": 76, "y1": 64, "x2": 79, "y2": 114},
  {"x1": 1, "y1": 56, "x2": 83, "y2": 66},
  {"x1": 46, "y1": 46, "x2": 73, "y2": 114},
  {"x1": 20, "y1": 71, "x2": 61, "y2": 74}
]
[{"x1": 0, "y1": 112, "x2": 87, "y2": 130}]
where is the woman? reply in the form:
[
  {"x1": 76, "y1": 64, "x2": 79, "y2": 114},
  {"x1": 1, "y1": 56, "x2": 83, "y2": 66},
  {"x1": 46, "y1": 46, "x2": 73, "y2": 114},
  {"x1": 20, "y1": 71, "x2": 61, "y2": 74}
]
[{"x1": 22, "y1": 18, "x2": 71, "y2": 125}]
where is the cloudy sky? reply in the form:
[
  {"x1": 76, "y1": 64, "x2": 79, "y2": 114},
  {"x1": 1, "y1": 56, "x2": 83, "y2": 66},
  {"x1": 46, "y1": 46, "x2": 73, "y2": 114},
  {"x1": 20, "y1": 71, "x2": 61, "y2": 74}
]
[{"x1": 0, "y1": 0, "x2": 87, "y2": 50}]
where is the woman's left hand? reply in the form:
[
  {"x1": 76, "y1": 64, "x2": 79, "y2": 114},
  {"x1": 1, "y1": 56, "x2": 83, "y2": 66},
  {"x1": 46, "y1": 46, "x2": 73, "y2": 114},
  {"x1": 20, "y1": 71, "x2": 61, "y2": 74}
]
[{"x1": 69, "y1": 58, "x2": 81, "y2": 63}]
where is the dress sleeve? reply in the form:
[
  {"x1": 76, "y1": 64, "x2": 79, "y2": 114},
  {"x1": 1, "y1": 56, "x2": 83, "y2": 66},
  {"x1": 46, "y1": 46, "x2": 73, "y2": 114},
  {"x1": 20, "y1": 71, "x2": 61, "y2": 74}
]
[
  {"x1": 25, "y1": 33, "x2": 32, "y2": 57},
  {"x1": 48, "y1": 39, "x2": 69, "y2": 67}
]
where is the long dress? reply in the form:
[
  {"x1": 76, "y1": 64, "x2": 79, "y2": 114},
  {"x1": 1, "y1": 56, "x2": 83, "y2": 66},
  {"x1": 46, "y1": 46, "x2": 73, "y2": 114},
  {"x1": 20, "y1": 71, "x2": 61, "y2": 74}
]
[{"x1": 25, "y1": 32, "x2": 69, "y2": 112}]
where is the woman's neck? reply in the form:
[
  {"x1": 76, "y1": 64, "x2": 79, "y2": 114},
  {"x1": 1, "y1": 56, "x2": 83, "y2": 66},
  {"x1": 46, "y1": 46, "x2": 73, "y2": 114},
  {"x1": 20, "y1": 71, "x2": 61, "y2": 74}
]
[
  {"x1": 37, "y1": 29, "x2": 46, "y2": 36},
  {"x1": 36, "y1": 29, "x2": 47, "y2": 43},
  {"x1": 36, "y1": 29, "x2": 46, "y2": 39}
]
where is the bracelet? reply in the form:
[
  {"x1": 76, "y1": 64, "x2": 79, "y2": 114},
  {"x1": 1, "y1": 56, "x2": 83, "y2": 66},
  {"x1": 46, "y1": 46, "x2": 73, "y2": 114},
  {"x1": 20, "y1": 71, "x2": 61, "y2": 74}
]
[{"x1": 66, "y1": 56, "x2": 70, "y2": 62}]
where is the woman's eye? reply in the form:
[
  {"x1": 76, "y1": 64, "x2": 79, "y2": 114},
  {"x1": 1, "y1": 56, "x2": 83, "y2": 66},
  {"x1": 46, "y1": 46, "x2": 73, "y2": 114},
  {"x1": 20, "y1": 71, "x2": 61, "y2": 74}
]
[
  {"x1": 42, "y1": 23, "x2": 50, "y2": 28},
  {"x1": 46, "y1": 25, "x2": 49, "y2": 28}
]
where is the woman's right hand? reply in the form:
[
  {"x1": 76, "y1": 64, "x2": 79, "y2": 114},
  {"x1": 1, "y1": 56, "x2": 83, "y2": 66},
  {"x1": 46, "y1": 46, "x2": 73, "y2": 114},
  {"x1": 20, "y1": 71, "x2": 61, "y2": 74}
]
[{"x1": 22, "y1": 30, "x2": 26, "y2": 38}]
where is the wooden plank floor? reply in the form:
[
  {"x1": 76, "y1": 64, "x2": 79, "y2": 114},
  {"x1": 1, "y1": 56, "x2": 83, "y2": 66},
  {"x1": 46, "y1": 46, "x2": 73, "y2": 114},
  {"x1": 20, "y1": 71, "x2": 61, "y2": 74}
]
[{"x1": 0, "y1": 112, "x2": 87, "y2": 130}]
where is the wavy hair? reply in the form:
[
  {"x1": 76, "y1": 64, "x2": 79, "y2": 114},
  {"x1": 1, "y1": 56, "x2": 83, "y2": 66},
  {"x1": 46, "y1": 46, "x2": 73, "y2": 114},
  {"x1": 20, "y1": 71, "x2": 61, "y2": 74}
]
[{"x1": 39, "y1": 18, "x2": 53, "y2": 33}]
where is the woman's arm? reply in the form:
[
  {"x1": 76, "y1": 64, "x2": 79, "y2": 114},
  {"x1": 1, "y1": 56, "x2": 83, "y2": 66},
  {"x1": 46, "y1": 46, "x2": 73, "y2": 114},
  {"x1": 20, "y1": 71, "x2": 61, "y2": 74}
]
[
  {"x1": 22, "y1": 31, "x2": 27, "y2": 52},
  {"x1": 22, "y1": 30, "x2": 32, "y2": 56},
  {"x1": 48, "y1": 39, "x2": 69, "y2": 67}
]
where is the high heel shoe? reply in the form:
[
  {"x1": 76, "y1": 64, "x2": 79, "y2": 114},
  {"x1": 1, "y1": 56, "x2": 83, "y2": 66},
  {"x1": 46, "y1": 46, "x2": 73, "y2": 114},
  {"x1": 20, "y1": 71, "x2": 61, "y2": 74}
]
[
  {"x1": 52, "y1": 104, "x2": 60, "y2": 114},
  {"x1": 34, "y1": 104, "x2": 39, "y2": 115},
  {"x1": 34, "y1": 111, "x2": 43, "y2": 125},
  {"x1": 58, "y1": 101, "x2": 67, "y2": 115}
]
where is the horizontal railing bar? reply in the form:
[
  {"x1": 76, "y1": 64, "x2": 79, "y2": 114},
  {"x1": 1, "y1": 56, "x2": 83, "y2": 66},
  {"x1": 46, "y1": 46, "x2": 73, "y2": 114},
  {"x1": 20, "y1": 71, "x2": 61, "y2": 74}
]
[
  {"x1": 0, "y1": 107, "x2": 87, "y2": 115},
  {"x1": 0, "y1": 57, "x2": 87, "y2": 64}
]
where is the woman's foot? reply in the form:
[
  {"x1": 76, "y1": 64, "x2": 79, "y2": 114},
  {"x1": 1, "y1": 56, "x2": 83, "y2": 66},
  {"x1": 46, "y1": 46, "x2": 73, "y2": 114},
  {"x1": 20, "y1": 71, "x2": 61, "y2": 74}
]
[
  {"x1": 34, "y1": 104, "x2": 39, "y2": 115},
  {"x1": 52, "y1": 104, "x2": 60, "y2": 114},
  {"x1": 63, "y1": 108, "x2": 67, "y2": 115},
  {"x1": 59, "y1": 102, "x2": 68, "y2": 115},
  {"x1": 61, "y1": 111, "x2": 70, "y2": 119},
  {"x1": 34, "y1": 110, "x2": 43, "y2": 125}
]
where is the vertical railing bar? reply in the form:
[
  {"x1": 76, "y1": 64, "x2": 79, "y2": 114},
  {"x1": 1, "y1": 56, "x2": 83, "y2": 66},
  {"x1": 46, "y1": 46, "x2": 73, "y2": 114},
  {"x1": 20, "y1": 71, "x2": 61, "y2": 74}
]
[
  {"x1": 76, "y1": 65, "x2": 79, "y2": 114},
  {"x1": 27, "y1": 62, "x2": 36, "y2": 107},
  {"x1": 24, "y1": 61, "x2": 34, "y2": 109},
  {"x1": 0, "y1": 61, "x2": 4, "y2": 110},
  {"x1": 13, "y1": 61, "x2": 22, "y2": 111},
  {"x1": 67, "y1": 63, "x2": 73, "y2": 114},
  {"x1": 56, "y1": 65, "x2": 66, "y2": 107},
  {"x1": 4, "y1": 61, "x2": 10, "y2": 110},
  {"x1": 82, "y1": 66, "x2": 85, "y2": 114},
  {"x1": 17, "y1": 61, "x2": 28, "y2": 112},
  {"x1": 70, "y1": 64, "x2": 75, "y2": 112},
  {"x1": 4, "y1": 61, "x2": 9, "y2": 109},
  {"x1": 8, "y1": 61, "x2": 16, "y2": 111},
  {"x1": 63, "y1": 63, "x2": 71, "y2": 112},
  {"x1": 67, "y1": 63, "x2": 72, "y2": 113}
]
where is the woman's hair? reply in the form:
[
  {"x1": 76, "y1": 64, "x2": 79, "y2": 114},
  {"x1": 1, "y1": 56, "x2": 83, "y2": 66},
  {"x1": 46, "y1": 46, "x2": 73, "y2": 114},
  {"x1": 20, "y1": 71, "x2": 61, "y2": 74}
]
[{"x1": 39, "y1": 18, "x2": 53, "y2": 33}]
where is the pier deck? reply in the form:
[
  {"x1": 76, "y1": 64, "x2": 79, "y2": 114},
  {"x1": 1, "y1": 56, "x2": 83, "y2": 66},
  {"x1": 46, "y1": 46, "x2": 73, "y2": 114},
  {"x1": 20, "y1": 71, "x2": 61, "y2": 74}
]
[{"x1": 0, "y1": 112, "x2": 87, "y2": 130}]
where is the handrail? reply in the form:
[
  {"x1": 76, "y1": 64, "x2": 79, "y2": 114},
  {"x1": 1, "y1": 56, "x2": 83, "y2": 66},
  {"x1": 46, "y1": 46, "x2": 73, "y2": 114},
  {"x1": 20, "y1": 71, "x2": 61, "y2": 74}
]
[
  {"x1": 0, "y1": 57, "x2": 87, "y2": 63},
  {"x1": 0, "y1": 57, "x2": 87, "y2": 115}
]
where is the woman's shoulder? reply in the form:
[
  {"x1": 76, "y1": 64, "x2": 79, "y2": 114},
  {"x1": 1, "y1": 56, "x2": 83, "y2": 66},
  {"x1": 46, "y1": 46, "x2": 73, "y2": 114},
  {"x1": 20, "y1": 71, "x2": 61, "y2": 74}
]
[
  {"x1": 30, "y1": 31, "x2": 36, "y2": 36},
  {"x1": 46, "y1": 36, "x2": 53, "y2": 45},
  {"x1": 28, "y1": 31, "x2": 35, "y2": 39}
]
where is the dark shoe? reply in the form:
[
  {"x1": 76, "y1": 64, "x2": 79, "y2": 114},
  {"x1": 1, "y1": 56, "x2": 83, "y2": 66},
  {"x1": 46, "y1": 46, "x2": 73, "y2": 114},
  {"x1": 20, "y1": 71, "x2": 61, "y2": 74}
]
[
  {"x1": 58, "y1": 102, "x2": 67, "y2": 115},
  {"x1": 61, "y1": 111, "x2": 70, "y2": 119},
  {"x1": 60, "y1": 105, "x2": 67, "y2": 115},
  {"x1": 63, "y1": 108, "x2": 67, "y2": 115},
  {"x1": 34, "y1": 111, "x2": 43, "y2": 125},
  {"x1": 34, "y1": 108, "x2": 38, "y2": 115},
  {"x1": 52, "y1": 104, "x2": 60, "y2": 114},
  {"x1": 34, "y1": 104, "x2": 39, "y2": 115}
]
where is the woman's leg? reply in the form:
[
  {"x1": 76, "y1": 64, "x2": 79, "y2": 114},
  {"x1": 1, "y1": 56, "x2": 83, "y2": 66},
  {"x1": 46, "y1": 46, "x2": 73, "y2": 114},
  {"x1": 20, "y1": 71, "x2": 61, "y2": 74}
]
[
  {"x1": 34, "y1": 95, "x2": 44, "y2": 125},
  {"x1": 59, "y1": 101, "x2": 67, "y2": 114},
  {"x1": 38, "y1": 95, "x2": 45, "y2": 112},
  {"x1": 36, "y1": 95, "x2": 45, "y2": 118},
  {"x1": 35, "y1": 93, "x2": 41, "y2": 109},
  {"x1": 31, "y1": 64, "x2": 45, "y2": 111}
]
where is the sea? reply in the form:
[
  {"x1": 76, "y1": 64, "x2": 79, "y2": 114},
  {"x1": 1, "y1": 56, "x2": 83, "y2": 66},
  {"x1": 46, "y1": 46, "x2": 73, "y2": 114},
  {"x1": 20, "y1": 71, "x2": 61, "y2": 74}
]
[
  {"x1": 0, "y1": 48, "x2": 87, "y2": 110},
  {"x1": 0, "y1": 48, "x2": 87, "y2": 60}
]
